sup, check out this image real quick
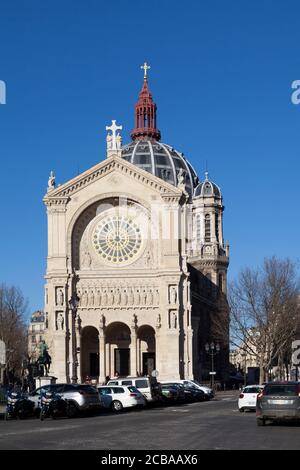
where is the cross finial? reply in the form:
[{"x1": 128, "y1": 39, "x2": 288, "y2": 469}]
[
  {"x1": 141, "y1": 62, "x2": 150, "y2": 80},
  {"x1": 106, "y1": 120, "x2": 123, "y2": 152}
]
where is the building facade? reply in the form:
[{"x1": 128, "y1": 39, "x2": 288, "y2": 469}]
[
  {"x1": 43, "y1": 67, "x2": 230, "y2": 383},
  {"x1": 28, "y1": 310, "x2": 46, "y2": 361}
]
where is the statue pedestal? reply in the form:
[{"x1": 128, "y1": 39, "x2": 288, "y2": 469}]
[{"x1": 35, "y1": 376, "x2": 57, "y2": 389}]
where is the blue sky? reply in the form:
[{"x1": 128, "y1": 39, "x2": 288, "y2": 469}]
[{"x1": 0, "y1": 0, "x2": 299, "y2": 316}]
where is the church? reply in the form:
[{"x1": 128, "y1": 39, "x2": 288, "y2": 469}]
[{"x1": 43, "y1": 64, "x2": 230, "y2": 384}]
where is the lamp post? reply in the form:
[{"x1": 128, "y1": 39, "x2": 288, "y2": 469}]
[
  {"x1": 205, "y1": 342, "x2": 220, "y2": 390},
  {"x1": 69, "y1": 293, "x2": 80, "y2": 383}
]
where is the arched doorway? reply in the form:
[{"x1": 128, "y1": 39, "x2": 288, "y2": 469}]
[
  {"x1": 137, "y1": 325, "x2": 156, "y2": 376},
  {"x1": 81, "y1": 326, "x2": 99, "y2": 381},
  {"x1": 105, "y1": 322, "x2": 131, "y2": 377}
]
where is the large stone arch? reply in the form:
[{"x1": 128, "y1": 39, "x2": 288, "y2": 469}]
[
  {"x1": 81, "y1": 326, "x2": 99, "y2": 381},
  {"x1": 137, "y1": 325, "x2": 156, "y2": 375},
  {"x1": 105, "y1": 322, "x2": 131, "y2": 377},
  {"x1": 69, "y1": 195, "x2": 151, "y2": 270},
  {"x1": 67, "y1": 192, "x2": 152, "y2": 268}
]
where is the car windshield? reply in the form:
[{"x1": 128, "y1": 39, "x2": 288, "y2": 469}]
[
  {"x1": 243, "y1": 387, "x2": 261, "y2": 393},
  {"x1": 263, "y1": 384, "x2": 298, "y2": 396},
  {"x1": 135, "y1": 380, "x2": 148, "y2": 389}
]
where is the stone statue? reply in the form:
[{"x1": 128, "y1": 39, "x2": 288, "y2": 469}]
[
  {"x1": 170, "y1": 286, "x2": 177, "y2": 304},
  {"x1": 57, "y1": 289, "x2": 64, "y2": 306},
  {"x1": 171, "y1": 311, "x2": 177, "y2": 329},
  {"x1": 128, "y1": 288, "x2": 134, "y2": 305},
  {"x1": 75, "y1": 313, "x2": 81, "y2": 330},
  {"x1": 88, "y1": 290, "x2": 94, "y2": 306},
  {"x1": 56, "y1": 312, "x2": 64, "y2": 330},
  {"x1": 95, "y1": 290, "x2": 101, "y2": 306},
  {"x1": 154, "y1": 288, "x2": 160, "y2": 305},
  {"x1": 116, "y1": 133, "x2": 122, "y2": 150},
  {"x1": 82, "y1": 248, "x2": 92, "y2": 268},
  {"x1": 99, "y1": 314, "x2": 105, "y2": 330},
  {"x1": 142, "y1": 289, "x2": 147, "y2": 305},
  {"x1": 134, "y1": 288, "x2": 140, "y2": 305},
  {"x1": 115, "y1": 288, "x2": 121, "y2": 305},
  {"x1": 146, "y1": 289, "x2": 153, "y2": 305},
  {"x1": 106, "y1": 133, "x2": 113, "y2": 150},
  {"x1": 156, "y1": 313, "x2": 161, "y2": 329},
  {"x1": 177, "y1": 168, "x2": 186, "y2": 188},
  {"x1": 121, "y1": 289, "x2": 128, "y2": 306},
  {"x1": 131, "y1": 313, "x2": 137, "y2": 330},
  {"x1": 47, "y1": 170, "x2": 55, "y2": 191},
  {"x1": 102, "y1": 289, "x2": 108, "y2": 306},
  {"x1": 82, "y1": 290, "x2": 88, "y2": 307}
]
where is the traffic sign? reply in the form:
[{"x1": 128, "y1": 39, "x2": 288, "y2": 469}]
[{"x1": 151, "y1": 369, "x2": 159, "y2": 378}]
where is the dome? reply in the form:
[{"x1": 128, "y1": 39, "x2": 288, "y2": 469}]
[
  {"x1": 194, "y1": 172, "x2": 221, "y2": 198},
  {"x1": 121, "y1": 139, "x2": 199, "y2": 196}
]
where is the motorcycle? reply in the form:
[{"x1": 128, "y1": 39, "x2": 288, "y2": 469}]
[
  {"x1": 5, "y1": 391, "x2": 36, "y2": 420},
  {"x1": 39, "y1": 391, "x2": 76, "y2": 420}
]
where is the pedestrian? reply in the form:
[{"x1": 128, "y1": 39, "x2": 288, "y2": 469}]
[{"x1": 105, "y1": 375, "x2": 110, "y2": 384}]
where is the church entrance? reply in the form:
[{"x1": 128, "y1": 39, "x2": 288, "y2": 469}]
[
  {"x1": 81, "y1": 326, "x2": 99, "y2": 381},
  {"x1": 106, "y1": 322, "x2": 131, "y2": 378},
  {"x1": 114, "y1": 348, "x2": 130, "y2": 376},
  {"x1": 137, "y1": 325, "x2": 156, "y2": 376}
]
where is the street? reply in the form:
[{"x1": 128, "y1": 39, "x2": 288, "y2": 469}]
[{"x1": 0, "y1": 392, "x2": 300, "y2": 450}]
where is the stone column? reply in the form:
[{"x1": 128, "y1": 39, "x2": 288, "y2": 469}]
[
  {"x1": 130, "y1": 314, "x2": 138, "y2": 376},
  {"x1": 75, "y1": 314, "x2": 82, "y2": 383},
  {"x1": 99, "y1": 314, "x2": 106, "y2": 384}
]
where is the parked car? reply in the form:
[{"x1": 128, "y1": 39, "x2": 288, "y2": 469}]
[
  {"x1": 163, "y1": 379, "x2": 214, "y2": 400},
  {"x1": 160, "y1": 381, "x2": 205, "y2": 403},
  {"x1": 160, "y1": 384, "x2": 183, "y2": 403},
  {"x1": 256, "y1": 381, "x2": 300, "y2": 426},
  {"x1": 238, "y1": 385, "x2": 264, "y2": 412},
  {"x1": 29, "y1": 383, "x2": 101, "y2": 414},
  {"x1": 107, "y1": 376, "x2": 161, "y2": 403},
  {"x1": 98, "y1": 385, "x2": 146, "y2": 411}
]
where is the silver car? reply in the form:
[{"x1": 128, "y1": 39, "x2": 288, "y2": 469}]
[
  {"x1": 256, "y1": 381, "x2": 300, "y2": 426},
  {"x1": 29, "y1": 383, "x2": 101, "y2": 415}
]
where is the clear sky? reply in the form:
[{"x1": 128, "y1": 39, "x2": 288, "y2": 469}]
[{"x1": 0, "y1": 0, "x2": 299, "y2": 317}]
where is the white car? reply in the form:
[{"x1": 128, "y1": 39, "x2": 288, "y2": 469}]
[
  {"x1": 238, "y1": 385, "x2": 264, "y2": 412},
  {"x1": 98, "y1": 385, "x2": 146, "y2": 412},
  {"x1": 163, "y1": 379, "x2": 214, "y2": 400}
]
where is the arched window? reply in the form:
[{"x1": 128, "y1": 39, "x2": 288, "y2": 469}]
[
  {"x1": 215, "y1": 213, "x2": 219, "y2": 242},
  {"x1": 196, "y1": 214, "x2": 201, "y2": 240},
  {"x1": 205, "y1": 214, "x2": 211, "y2": 242}
]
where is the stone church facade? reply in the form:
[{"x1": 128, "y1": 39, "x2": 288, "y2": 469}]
[{"x1": 43, "y1": 66, "x2": 229, "y2": 384}]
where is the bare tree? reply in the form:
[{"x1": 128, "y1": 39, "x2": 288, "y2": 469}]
[
  {"x1": 229, "y1": 257, "x2": 300, "y2": 384},
  {"x1": 0, "y1": 284, "x2": 28, "y2": 383}
]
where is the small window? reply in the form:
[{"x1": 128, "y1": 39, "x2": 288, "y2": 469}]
[
  {"x1": 121, "y1": 380, "x2": 132, "y2": 386},
  {"x1": 107, "y1": 381, "x2": 118, "y2": 385},
  {"x1": 135, "y1": 379, "x2": 149, "y2": 389},
  {"x1": 112, "y1": 387, "x2": 125, "y2": 394},
  {"x1": 205, "y1": 214, "x2": 211, "y2": 242},
  {"x1": 99, "y1": 387, "x2": 112, "y2": 395}
]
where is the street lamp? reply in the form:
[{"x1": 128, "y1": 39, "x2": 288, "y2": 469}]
[
  {"x1": 205, "y1": 342, "x2": 220, "y2": 390},
  {"x1": 69, "y1": 293, "x2": 80, "y2": 383}
]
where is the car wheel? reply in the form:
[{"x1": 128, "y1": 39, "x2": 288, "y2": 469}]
[
  {"x1": 66, "y1": 402, "x2": 78, "y2": 418},
  {"x1": 257, "y1": 418, "x2": 266, "y2": 426},
  {"x1": 239, "y1": 407, "x2": 244, "y2": 413},
  {"x1": 111, "y1": 400, "x2": 123, "y2": 412}
]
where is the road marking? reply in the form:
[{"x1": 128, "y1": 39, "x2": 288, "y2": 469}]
[{"x1": 0, "y1": 424, "x2": 80, "y2": 438}]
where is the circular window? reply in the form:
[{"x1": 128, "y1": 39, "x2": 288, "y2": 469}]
[{"x1": 92, "y1": 213, "x2": 143, "y2": 265}]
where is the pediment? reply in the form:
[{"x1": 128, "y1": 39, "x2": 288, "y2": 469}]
[{"x1": 44, "y1": 154, "x2": 185, "y2": 205}]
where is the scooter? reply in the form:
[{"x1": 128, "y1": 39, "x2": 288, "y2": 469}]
[
  {"x1": 5, "y1": 391, "x2": 36, "y2": 419},
  {"x1": 39, "y1": 391, "x2": 76, "y2": 420}
]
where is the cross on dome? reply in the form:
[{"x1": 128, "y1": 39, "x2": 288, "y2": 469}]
[{"x1": 141, "y1": 62, "x2": 150, "y2": 80}]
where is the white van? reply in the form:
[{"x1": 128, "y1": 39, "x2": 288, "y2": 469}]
[{"x1": 107, "y1": 377, "x2": 161, "y2": 403}]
